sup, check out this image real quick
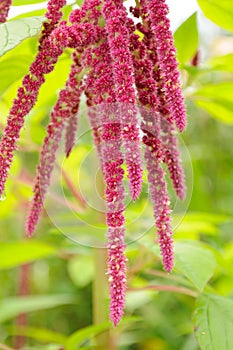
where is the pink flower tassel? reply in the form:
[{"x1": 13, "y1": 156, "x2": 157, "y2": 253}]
[
  {"x1": 39, "y1": 0, "x2": 66, "y2": 48},
  {"x1": 26, "y1": 54, "x2": 83, "y2": 236},
  {"x1": 0, "y1": 22, "x2": 70, "y2": 198},
  {"x1": 107, "y1": 227, "x2": 127, "y2": 326},
  {"x1": 144, "y1": 146, "x2": 174, "y2": 272},
  {"x1": 145, "y1": 0, "x2": 187, "y2": 132},
  {"x1": 102, "y1": 0, "x2": 143, "y2": 201},
  {"x1": 101, "y1": 111, "x2": 127, "y2": 325},
  {"x1": 161, "y1": 118, "x2": 186, "y2": 200},
  {"x1": 65, "y1": 113, "x2": 79, "y2": 157},
  {"x1": 0, "y1": 0, "x2": 11, "y2": 23}
]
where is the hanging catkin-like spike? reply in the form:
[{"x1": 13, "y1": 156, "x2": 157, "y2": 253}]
[
  {"x1": 26, "y1": 53, "x2": 83, "y2": 236},
  {"x1": 144, "y1": 0, "x2": 187, "y2": 132},
  {"x1": 102, "y1": 0, "x2": 143, "y2": 201}
]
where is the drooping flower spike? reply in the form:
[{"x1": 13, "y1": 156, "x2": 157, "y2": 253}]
[
  {"x1": 136, "y1": 3, "x2": 186, "y2": 200},
  {"x1": 83, "y1": 31, "x2": 127, "y2": 325},
  {"x1": 102, "y1": 0, "x2": 143, "y2": 201},
  {"x1": 0, "y1": 0, "x2": 187, "y2": 326},
  {"x1": 142, "y1": 0, "x2": 187, "y2": 132},
  {"x1": 26, "y1": 52, "x2": 84, "y2": 236}
]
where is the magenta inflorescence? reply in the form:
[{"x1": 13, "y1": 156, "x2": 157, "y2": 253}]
[
  {"x1": 0, "y1": 0, "x2": 11, "y2": 23},
  {"x1": 0, "y1": 0, "x2": 187, "y2": 326}
]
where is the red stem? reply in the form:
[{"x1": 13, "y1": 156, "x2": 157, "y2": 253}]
[
  {"x1": 14, "y1": 264, "x2": 30, "y2": 349},
  {"x1": 60, "y1": 166, "x2": 87, "y2": 208},
  {"x1": 128, "y1": 285, "x2": 197, "y2": 298}
]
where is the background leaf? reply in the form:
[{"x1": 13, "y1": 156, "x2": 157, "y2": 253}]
[
  {"x1": 175, "y1": 242, "x2": 216, "y2": 291},
  {"x1": 0, "y1": 295, "x2": 75, "y2": 323},
  {"x1": 193, "y1": 294, "x2": 233, "y2": 350},
  {"x1": 68, "y1": 255, "x2": 94, "y2": 288},
  {"x1": 0, "y1": 241, "x2": 56, "y2": 269},
  {"x1": 12, "y1": 0, "x2": 46, "y2": 5},
  {"x1": 0, "y1": 55, "x2": 32, "y2": 94},
  {"x1": 9, "y1": 326, "x2": 67, "y2": 345},
  {"x1": 174, "y1": 13, "x2": 198, "y2": 65},
  {"x1": 197, "y1": 0, "x2": 233, "y2": 32},
  {"x1": 0, "y1": 16, "x2": 44, "y2": 57},
  {"x1": 66, "y1": 323, "x2": 111, "y2": 350},
  {"x1": 193, "y1": 82, "x2": 233, "y2": 123},
  {"x1": 209, "y1": 54, "x2": 233, "y2": 72}
]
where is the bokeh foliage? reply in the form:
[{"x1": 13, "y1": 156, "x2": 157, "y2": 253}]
[{"x1": 0, "y1": 0, "x2": 233, "y2": 349}]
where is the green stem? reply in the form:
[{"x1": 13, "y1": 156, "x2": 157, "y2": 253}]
[
  {"x1": 92, "y1": 159, "x2": 117, "y2": 349},
  {"x1": 93, "y1": 248, "x2": 110, "y2": 349},
  {"x1": 128, "y1": 285, "x2": 198, "y2": 298}
]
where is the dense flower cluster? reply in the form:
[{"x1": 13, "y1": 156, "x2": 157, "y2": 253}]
[
  {"x1": 0, "y1": 0, "x2": 186, "y2": 326},
  {"x1": 0, "y1": 0, "x2": 11, "y2": 23}
]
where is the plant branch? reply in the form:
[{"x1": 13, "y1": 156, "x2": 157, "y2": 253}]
[
  {"x1": 145, "y1": 269, "x2": 188, "y2": 284},
  {"x1": 59, "y1": 165, "x2": 87, "y2": 208},
  {"x1": 128, "y1": 285, "x2": 198, "y2": 298}
]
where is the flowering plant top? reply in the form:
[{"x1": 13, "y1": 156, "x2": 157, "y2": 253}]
[{"x1": 0, "y1": 0, "x2": 186, "y2": 326}]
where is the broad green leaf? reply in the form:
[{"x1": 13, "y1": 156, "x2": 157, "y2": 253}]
[
  {"x1": 126, "y1": 290, "x2": 155, "y2": 311},
  {"x1": 193, "y1": 294, "x2": 233, "y2": 350},
  {"x1": 0, "y1": 241, "x2": 56, "y2": 269},
  {"x1": 175, "y1": 242, "x2": 216, "y2": 291},
  {"x1": 193, "y1": 82, "x2": 233, "y2": 123},
  {"x1": 194, "y1": 82, "x2": 233, "y2": 101},
  {"x1": 0, "y1": 55, "x2": 31, "y2": 94},
  {"x1": 76, "y1": 0, "x2": 84, "y2": 6},
  {"x1": 197, "y1": 0, "x2": 233, "y2": 32},
  {"x1": 9, "y1": 326, "x2": 67, "y2": 345},
  {"x1": 11, "y1": 3, "x2": 76, "y2": 20},
  {"x1": 0, "y1": 16, "x2": 44, "y2": 57},
  {"x1": 66, "y1": 317, "x2": 140, "y2": 349},
  {"x1": 174, "y1": 212, "x2": 229, "y2": 238},
  {"x1": 180, "y1": 212, "x2": 229, "y2": 224},
  {"x1": 11, "y1": 9, "x2": 46, "y2": 20},
  {"x1": 66, "y1": 323, "x2": 111, "y2": 350},
  {"x1": 13, "y1": 0, "x2": 46, "y2": 5},
  {"x1": 68, "y1": 255, "x2": 94, "y2": 288},
  {"x1": 174, "y1": 13, "x2": 198, "y2": 65},
  {"x1": 0, "y1": 295, "x2": 75, "y2": 323},
  {"x1": 195, "y1": 100, "x2": 233, "y2": 123},
  {"x1": 209, "y1": 54, "x2": 233, "y2": 72}
]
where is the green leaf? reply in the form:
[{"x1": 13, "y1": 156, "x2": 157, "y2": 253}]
[
  {"x1": 0, "y1": 295, "x2": 75, "y2": 323},
  {"x1": 175, "y1": 242, "x2": 216, "y2": 291},
  {"x1": 68, "y1": 255, "x2": 94, "y2": 288},
  {"x1": 76, "y1": 0, "x2": 84, "y2": 6},
  {"x1": 174, "y1": 13, "x2": 198, "y2": 65},
  {"x1": 174, "y1": 212, "x2": 229, "y2": 238},
  {"x1": 194, "y1": 82, "x2": 233, "y2": 101},
  {"x1": 209, "y1": 54, "x2": 233, "y2": 72},
  {"x1": 66, "y1": 317, "x2": 140, "y2": 349},
  {"x1": 193, "y1": 294, "x2": 233, "y2": 350},
  {"x1": 197, "y1": 0, "x2": 233, "y2": 32},
  {"x1": 0, "y1": 241, "x2": 56, "y2": 269},
  {"x1": 13, "y1": 0, "x2": 46, "y2": 5},
  {"x1": 0, "y1": 16, "x2": 44, "y2": 57},
  {"x1": 11, "y1": 9, "x2": 46, "y2": 20},
  {"x1": 66, "y1": 322, "x2": 111, "y2": 350},
  {"x1": 9, "y1": 326, "x2": 67, "y2": 345},
  {"x1": 193, "y1": 82, "x2": 233, "y2": 123},
  {"x1": 0, "y1": 55, "x2": 31, "y2": 94},
  {"x1": 195, "y1": 100, "x2": 233, "y2": 124}
]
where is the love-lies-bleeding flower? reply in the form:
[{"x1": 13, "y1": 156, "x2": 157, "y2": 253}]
[
  {"x1": 0, "y1": 0, "x2": 187, "y2": 326},
  {"x1": 0, "y1": 0, "x2": 11, "y2": 23}
]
